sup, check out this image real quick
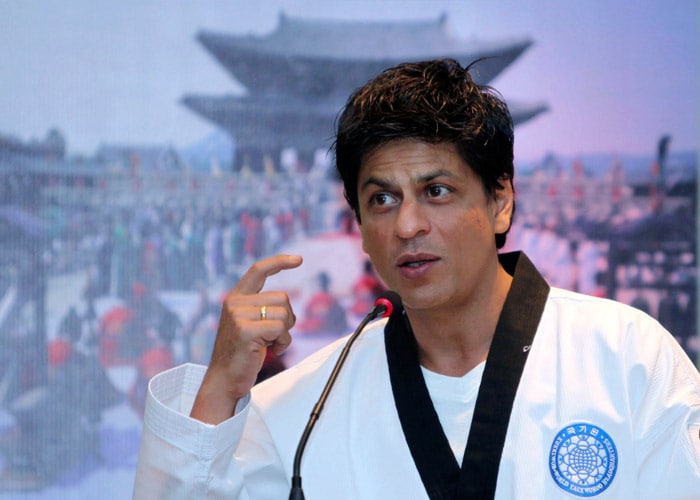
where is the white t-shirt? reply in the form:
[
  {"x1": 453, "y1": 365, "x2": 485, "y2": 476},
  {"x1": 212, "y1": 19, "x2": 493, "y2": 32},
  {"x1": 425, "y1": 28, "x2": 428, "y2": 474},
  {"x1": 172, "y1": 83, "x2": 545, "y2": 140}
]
[{"x1": 421, "y1": 362, "x2": 485, "y2": 466}]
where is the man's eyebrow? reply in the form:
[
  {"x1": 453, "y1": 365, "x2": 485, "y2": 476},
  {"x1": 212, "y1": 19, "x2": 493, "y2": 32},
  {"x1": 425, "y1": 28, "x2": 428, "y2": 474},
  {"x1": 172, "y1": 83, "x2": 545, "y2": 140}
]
[
  {"x1": 359, "y1": 169, "x2": 454, "y2": 192},
  {"x1": 359, "y1": 176, "x2": 391, "y2": 192},
  {"x1": 416, "y1": 169, "x2": 453, "y2": 183}
]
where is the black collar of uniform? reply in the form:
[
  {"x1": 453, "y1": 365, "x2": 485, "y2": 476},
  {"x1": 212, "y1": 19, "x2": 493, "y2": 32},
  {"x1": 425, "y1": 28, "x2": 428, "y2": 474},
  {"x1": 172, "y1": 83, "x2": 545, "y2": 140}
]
[{"x1": 384, "y1": 251, "x2": 550, "y2": 499}]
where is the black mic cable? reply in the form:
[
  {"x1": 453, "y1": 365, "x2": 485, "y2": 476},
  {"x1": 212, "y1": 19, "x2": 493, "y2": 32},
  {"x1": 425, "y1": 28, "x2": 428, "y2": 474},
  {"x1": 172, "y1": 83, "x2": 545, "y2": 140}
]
[{"x1": 288, "y1": 291, "x2": 399, "y2": 500}]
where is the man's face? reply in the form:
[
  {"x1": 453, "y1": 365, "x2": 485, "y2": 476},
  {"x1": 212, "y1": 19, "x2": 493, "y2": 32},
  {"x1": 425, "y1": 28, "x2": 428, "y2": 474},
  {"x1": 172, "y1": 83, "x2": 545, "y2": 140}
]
[{"x1": 357, "y1": 139, "x2": 513, "y2": 313}]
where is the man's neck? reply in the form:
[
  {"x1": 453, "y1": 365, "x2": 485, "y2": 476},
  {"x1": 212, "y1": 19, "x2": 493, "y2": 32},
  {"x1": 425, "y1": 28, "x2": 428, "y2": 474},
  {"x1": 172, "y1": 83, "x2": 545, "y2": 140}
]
[{"x1": 407, "y1": 265, "x2": 513, "y2": 377}]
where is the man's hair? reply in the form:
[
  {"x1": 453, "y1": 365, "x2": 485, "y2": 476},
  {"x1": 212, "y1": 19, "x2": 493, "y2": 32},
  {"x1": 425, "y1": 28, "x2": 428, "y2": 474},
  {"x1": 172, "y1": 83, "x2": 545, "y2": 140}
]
[{"x1": 333, "y1": 58, "x2": 515, "y2": 248}]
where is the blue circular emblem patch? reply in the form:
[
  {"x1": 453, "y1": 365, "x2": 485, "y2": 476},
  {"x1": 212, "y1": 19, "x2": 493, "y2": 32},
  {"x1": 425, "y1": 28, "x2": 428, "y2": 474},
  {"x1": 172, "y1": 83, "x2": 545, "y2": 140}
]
[{"x1": 549, "y1": 423, "x2": 618, "y2": 497}]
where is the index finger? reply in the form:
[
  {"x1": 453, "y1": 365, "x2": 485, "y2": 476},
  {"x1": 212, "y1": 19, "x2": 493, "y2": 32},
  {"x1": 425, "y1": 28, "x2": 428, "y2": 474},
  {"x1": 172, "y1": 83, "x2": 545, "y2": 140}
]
[{"x1": 234, "y1": 254, "x2": 303, "y2": 295}]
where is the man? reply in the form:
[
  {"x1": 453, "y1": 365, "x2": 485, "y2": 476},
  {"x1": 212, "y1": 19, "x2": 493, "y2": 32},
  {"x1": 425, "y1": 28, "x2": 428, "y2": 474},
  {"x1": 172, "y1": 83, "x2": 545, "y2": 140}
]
[{"x1": 134, "y1": 59, "x2": 700, "y2": 499}]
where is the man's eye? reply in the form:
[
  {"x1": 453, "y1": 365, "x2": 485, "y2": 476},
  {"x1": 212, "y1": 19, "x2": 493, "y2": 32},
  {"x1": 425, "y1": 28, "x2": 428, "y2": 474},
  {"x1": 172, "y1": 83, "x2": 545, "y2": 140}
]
[
  {"x1": 370, "y1": 193, "x2": 396, "y2": 206},
  {"x1": 427, "y1": 185, "x2": 450, "y2": 198}
]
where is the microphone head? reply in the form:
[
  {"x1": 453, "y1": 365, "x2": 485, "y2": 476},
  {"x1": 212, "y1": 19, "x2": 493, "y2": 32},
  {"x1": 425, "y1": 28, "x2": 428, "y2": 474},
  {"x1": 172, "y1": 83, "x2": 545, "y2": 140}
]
[{"x1": 373, "y1": 291, "x2": 402, "y2": 318}]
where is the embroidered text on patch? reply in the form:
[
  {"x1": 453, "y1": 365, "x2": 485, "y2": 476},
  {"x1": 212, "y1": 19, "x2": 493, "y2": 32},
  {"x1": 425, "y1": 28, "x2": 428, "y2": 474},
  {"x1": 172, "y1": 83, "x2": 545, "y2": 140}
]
[{"x1": 549, "y1": 423, "x2": 618, "y2": 497}]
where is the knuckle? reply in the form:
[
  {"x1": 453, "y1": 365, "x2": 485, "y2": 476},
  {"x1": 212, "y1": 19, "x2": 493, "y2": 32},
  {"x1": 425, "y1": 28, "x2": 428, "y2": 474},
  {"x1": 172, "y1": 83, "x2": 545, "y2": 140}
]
[
  {"x1": 250, "y1": 260, "x2": 267, "y2": 276},
  {"x1": 267, "y1": 291, "x2": 288, "y2": 303}
]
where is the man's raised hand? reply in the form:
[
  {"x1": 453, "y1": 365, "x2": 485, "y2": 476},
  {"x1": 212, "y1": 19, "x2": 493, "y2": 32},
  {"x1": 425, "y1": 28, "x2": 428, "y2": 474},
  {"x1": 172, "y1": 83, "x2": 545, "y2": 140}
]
[{"x1": 190, "y1": 254, "x2": 303, "y2": 425}]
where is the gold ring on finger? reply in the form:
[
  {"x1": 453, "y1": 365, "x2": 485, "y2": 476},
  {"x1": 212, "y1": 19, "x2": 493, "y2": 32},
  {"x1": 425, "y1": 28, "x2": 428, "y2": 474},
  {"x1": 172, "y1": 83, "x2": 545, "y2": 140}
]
[{"x1": 260, "y1": 305, "x2": 267, "y2": 320}]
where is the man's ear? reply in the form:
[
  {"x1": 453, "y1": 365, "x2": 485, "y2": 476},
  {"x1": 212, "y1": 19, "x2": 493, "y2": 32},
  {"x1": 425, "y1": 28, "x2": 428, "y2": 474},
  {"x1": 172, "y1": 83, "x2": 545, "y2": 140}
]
[{"x1": 493, "y1": 177, "x2": 514, "y2": 235}]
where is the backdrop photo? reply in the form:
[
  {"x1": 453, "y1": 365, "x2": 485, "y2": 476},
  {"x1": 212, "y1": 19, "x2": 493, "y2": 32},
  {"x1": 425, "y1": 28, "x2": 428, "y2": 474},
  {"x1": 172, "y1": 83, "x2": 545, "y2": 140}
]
[{"x1": 0, "y1": 1, "x2": 697, "y2": 497}]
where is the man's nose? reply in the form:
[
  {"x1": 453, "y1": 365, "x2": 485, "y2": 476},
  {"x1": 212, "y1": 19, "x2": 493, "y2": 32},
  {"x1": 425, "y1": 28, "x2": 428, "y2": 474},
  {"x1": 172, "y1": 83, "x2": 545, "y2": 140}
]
[{"x1": 394, "y1": 199, "x2": 430, "y2": 240}]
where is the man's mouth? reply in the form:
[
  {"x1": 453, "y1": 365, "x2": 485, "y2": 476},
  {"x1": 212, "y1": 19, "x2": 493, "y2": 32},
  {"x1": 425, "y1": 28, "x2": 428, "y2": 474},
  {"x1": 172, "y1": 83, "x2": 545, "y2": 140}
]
[
  {"x1": 396, "y1": 255, "x2": 439, "y2": 268},
  {"x1": 400, "y1": 260, "x2": 431, "y2": 268}
]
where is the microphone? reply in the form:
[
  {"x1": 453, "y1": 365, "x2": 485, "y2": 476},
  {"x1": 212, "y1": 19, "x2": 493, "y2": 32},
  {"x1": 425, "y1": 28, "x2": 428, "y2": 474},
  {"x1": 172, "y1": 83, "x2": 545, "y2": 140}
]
[{"x1": 289, "y1": 291, "x2": 400, "y2": 500}]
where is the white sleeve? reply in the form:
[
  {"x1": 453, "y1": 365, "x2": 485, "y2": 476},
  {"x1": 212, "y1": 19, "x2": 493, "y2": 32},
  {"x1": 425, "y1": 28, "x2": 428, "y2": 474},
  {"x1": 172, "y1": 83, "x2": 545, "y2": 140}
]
[
  {"x1": 632, "y1": 321, "x2": 700, "y2": 498},
  {"x1": 132, "y1": 363, "x2": 289, "y2": 499}
]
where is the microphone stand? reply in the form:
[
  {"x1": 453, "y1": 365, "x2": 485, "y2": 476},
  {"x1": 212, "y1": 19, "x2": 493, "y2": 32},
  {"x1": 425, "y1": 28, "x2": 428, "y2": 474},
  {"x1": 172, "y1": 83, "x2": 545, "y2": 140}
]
[{"x1": 288, "y1": 302, "x2": 389, "y2": 500}]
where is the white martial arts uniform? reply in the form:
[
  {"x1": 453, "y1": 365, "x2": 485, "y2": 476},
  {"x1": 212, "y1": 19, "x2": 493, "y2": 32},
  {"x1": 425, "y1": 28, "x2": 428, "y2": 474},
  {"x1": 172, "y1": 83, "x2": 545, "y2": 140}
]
[{"x1": 134, "y1": 255, "x2": 700, "y2": 499}]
